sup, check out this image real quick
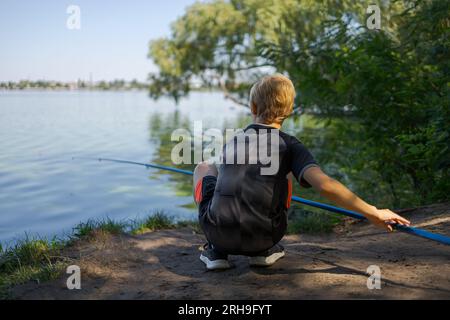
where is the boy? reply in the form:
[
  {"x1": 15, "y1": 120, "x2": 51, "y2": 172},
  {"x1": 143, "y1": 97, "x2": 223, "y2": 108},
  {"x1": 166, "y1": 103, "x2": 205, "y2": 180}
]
[{"x1": 194, "y1": 74, "x2": 410, "y2": 270}]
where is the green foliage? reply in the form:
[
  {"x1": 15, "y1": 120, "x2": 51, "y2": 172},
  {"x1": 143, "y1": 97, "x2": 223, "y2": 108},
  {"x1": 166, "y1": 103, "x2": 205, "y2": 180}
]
[
  {"x1": 279, "y1": 0, "x2": 450, "y2": 205},
  {"x1": 148, "y1": 0, "x2": 450, "y2": 206},
  {"x1": 148, "y1": 0, "x2": 400, "y2": 102}
]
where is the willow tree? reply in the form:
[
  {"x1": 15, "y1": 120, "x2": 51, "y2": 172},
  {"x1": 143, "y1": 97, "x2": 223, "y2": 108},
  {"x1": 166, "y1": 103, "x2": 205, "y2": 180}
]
[
  {"x1": 148, "y1": 0, "x2": 449, "y2": 205},
  {"x1": 148, "y1": 0, "x2": 401, "y2": 103}
]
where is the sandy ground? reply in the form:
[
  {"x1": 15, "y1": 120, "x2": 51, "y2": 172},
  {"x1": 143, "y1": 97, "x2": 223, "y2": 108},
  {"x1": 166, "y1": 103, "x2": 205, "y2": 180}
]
[{"x1": 12, "y1": 203, "x2": 450, "y2": 299}]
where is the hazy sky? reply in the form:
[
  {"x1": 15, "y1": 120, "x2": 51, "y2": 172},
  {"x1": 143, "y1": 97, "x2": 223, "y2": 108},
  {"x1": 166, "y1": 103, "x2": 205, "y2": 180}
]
[{"x1": 0, "y1": 0, "x2": 197, "y2": 82}]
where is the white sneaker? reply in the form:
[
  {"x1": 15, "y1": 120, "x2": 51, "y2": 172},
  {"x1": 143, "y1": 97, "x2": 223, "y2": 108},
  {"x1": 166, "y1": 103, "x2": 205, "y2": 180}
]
[
  {"x1": 200, "y1": 243, "x2": 231, "y2": 270},
  {"x1": 249, "y1": 244, "x2": 285, "y2": 267}
]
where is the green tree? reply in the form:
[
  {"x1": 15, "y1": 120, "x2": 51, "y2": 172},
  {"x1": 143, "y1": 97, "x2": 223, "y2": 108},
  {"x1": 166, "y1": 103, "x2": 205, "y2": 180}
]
[
  {"x1": 148, "y1": 0, "x2": 403, "y2": 103},
  {"x1": 148, "y1": 0, "x2": 450, "y2": 205}
]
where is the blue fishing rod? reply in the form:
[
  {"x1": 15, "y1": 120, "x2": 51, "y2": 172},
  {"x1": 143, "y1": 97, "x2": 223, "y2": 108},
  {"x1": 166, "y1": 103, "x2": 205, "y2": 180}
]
[{"x1": 74, "y1": 157, "x2": 450, "y2": 246}]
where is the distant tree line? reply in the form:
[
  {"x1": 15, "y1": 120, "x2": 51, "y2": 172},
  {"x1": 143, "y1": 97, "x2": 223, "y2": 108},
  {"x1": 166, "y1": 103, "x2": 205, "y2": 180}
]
[{"x1": 0, "y1": 79, "x2": 149, "y2": 91}]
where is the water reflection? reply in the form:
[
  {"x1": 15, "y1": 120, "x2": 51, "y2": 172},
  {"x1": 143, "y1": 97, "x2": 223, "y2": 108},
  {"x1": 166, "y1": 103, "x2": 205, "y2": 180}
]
[{"x1": 148, "y1": 110, "x2": 194, "y2": 205}]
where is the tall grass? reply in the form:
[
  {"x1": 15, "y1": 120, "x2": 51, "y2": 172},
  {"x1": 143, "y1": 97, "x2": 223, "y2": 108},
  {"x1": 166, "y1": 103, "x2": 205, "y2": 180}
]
[
  {"x1": 72, "y1": 217, "x2": 127, "y2": 239},
  {"x1": 131, "y1": 211, "x2": 201, "y2": 235},
  {"x1": 0, "y1": 235, "x2": 67, "y2": 299},
  {"x1": 131, "y1": 211, "x2": 175, "y2": 235}
]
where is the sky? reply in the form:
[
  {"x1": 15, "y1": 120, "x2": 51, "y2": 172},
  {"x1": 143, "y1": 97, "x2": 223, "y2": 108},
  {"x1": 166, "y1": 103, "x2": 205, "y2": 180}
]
[{"x1": 0, "y1": 0, "x2": 197, "y2": 82}]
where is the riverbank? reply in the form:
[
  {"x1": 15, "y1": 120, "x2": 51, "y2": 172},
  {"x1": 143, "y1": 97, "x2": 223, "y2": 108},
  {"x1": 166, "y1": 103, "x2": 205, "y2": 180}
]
[
  {"x1": 0, "y1": 208, "x2": 336, "y2": 298},
  {"x1": 2, "y1": 203, "x2": 450, "y2": 299},
  {"x1": 0, "y1": 212, "x2": 199, "y2": 299}
]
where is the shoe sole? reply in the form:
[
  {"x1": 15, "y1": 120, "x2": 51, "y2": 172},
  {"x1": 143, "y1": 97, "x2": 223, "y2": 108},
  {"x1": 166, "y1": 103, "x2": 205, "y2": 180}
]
[
  {"x1": 200, "y1": 254, "x2": 231, "y2": 270},
  {"x1": 249, "y1": 251, "x2": 285, "y2": 267}
]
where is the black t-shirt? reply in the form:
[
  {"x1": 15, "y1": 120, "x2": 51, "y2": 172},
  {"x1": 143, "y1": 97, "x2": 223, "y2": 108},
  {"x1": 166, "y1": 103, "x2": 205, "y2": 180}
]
[
  {"x1": 203, "y1": 123, "x2": 319, "y2": 255},
  {"x1": 276, "y1": 126, "x2": 319, "y2": 187}
]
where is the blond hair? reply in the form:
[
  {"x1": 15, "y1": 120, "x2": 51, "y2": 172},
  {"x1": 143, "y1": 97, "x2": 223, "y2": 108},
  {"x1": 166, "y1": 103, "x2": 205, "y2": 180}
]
[{"x1": 249, "y1": 74, "x2": 296, "y2": 124}]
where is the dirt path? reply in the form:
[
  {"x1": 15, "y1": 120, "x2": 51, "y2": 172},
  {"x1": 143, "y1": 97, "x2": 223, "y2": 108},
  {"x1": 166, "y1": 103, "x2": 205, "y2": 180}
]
[{"x1": 13, "y1": 203, "x2": 450, "y2": 299}]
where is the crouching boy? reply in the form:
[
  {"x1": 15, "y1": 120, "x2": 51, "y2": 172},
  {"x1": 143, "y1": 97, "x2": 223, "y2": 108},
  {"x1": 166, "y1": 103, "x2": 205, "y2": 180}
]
[{"x1": 193, "y1": 74, "x2": 410, "y2": 270}]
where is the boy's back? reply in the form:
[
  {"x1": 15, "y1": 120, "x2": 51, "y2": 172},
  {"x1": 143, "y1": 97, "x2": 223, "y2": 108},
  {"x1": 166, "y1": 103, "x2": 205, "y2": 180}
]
[{"x1": 203, "y1": 124, "x2": 318, "y2": 255}]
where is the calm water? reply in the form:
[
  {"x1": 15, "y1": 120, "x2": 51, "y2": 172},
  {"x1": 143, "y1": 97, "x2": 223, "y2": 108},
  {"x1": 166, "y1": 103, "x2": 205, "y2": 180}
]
[{"x1": 0, "y1": 90, "x2": 247, "y2": 244}]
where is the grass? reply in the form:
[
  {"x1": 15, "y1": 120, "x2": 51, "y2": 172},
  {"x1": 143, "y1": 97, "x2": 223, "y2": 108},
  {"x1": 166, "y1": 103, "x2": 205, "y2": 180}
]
[
  {"x1": 0, "y1": 235, "x2": 68, "y2": 299},
  {"x1": 131, "y1": 212, "x2": 175, "y2": 235},
  {"x1": 72, "y1": 217, "x2": 127, "y2": 239},
  {"x1": 131, "y1": 211, "x2": 202, "y2": 235}
]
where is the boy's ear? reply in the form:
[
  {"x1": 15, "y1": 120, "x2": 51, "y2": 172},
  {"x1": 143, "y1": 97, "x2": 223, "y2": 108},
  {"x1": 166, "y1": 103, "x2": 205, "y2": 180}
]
[{"x1": 250, "y1": 102, "x2": 257, "y2": 115}]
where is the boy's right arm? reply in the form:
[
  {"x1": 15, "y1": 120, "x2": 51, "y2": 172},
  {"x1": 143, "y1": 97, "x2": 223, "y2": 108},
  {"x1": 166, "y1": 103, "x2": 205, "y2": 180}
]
[{"x1": 302, "y1": 167, "x2": 411, "y2": 231}]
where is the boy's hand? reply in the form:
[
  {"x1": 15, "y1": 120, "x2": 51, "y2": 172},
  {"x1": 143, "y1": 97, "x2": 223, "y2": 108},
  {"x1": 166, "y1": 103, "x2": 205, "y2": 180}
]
[{"x1": 368, "y1": 208, "x2": 411, "y2": 232}]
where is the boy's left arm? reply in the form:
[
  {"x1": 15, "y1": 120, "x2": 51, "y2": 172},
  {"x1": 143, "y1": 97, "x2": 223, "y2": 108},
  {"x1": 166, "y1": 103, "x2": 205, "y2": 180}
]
[{"x1": 303, "y1": 167, "x2": 411, "y2": 232}]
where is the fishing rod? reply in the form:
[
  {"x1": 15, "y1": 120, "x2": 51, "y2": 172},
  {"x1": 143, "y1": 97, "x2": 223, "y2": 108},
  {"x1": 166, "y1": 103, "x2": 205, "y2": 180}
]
[{"x1": 73, "y1": 157, "x2": 450, "y2": 246}]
